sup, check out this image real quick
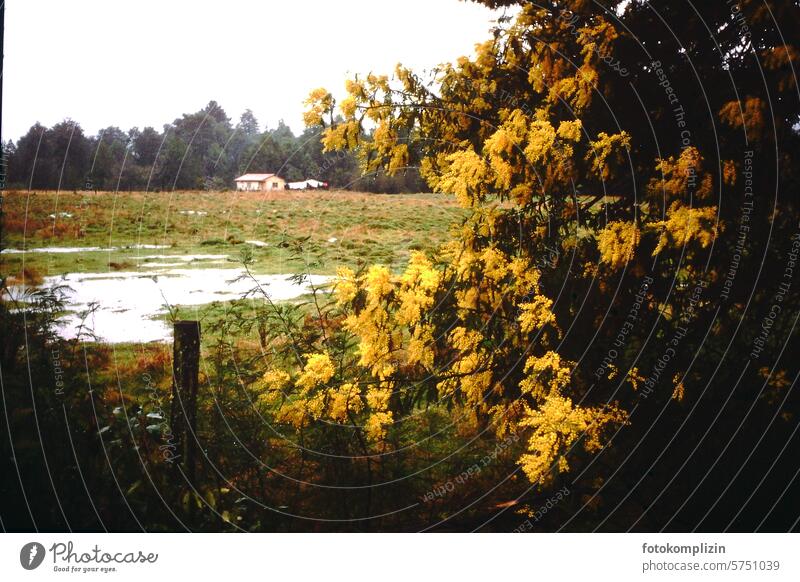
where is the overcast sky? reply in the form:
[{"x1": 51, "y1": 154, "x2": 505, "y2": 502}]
[{"x1": 2, "y1": 0, "x2": 502, "y2": 142}]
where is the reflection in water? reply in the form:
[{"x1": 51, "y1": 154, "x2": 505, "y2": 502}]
[{"x1": 13, "y1": 265, "x2": 329, "y2": 343}]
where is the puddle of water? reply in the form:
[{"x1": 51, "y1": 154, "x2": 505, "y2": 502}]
[
  {"x1": 245, "y1": 240, "x2": 269, "y2": 247},
  {"x1": 1, "y1": 244, "x2": 171, "y2": 254},
  {"x1": 13, "y1": 269, "x2": 330, "y2": 343},
  {"x1": 139, "y1": 261, "x2": 227, "y2": 269},
  {"x1": 2, "y1": 246, "x2": 115, "y2": 254},
  {"x1": 138, "y1": 254, "x2": 229, "y2": 262}
]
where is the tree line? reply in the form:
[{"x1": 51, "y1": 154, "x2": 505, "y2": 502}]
[{"x1": 2, "y1": 101, "x2": 427, "y2": 193}]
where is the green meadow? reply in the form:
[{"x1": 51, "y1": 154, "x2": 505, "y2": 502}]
[{"x1": 1, "y1": 190, "x2": 467, "y2": 280}]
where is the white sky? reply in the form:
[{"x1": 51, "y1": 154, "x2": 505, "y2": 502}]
[{"x1": 3, "y1": 0, "x2": 502, "y2": 142}]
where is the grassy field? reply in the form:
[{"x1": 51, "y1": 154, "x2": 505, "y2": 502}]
[{"x1": 1, "y1": 190, "x2": 467, "y2": 279}]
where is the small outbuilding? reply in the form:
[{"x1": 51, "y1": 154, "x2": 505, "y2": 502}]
[
  {"x1": 234, "y1": 173, "x2": 286, "y2": 191},
  {"x1": 287, "y1": 178, "x2": 329, "y2": 190}
]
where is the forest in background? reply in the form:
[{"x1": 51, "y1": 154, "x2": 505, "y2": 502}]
[{"x1": 2, "y1": 102, "x2": 427, "y2": 193}]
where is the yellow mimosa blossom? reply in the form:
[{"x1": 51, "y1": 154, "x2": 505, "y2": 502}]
[
  {"x1": 322, "y1": 120, "x2": 360, "y2": 151},
  {"x1": 557, "y1": 119, "x2": 583, "y2": 141},
  {"x1": 275, "y1": 400, "x2": 310, "y2": 429},
  {"x1": 481, "y1": 246, "x2": 509, "y2": 282},
  {"x1": 586, "y1": 131, "x2": 630, "y2": 180},
  {"x1": 406, "y1": 324, "x2": 435, "y2": 368},
  {"x1": 365, "y1": 411, "x2": 393, "y2": 441},
  {"x1": 597, "y1": 220, "x2": 640, "y2": 269},
  {"x1": 649, "y1": 147, "x2": 712, "y2": 199},
  {"x1": 518, "y1": 394, "x2": 624, "y2": 485},
  {"x1": 509, "y1": 256, "x2": 541, "y2": 295},
  {"x1": 672, "y1": 381, "x2": 685, "y2": 402},
  {"x1": 365, "y1": 385, "x2": 392, "y2": 411},
  {"x1": 650, "y1": 201, "x2": 717, "y2": 255},
  {"x1": 436, "y1": 149, "x2": 489, "y2": 207},
  {"x1": 524, "y1": 114, "x2": 557, "y2": 164},
  {"x1": 303, "y1": 88, "x2": 332, "y2": 126},
  {"x1": 519, "y1": 351, "x2": 571, "y2": 400},
  {"x1": 335, "y1": 266, "x2": 358, "y2": 305},
  {"x1": 455, "y1": 287, "x2": 480, "y2": 313},
  {"x1": 719, "y1": 96, "x2": 765, "y2": 138},
  {"x1": 328, "y1": 383, "x2": 363, "y2": 422},
  {"x1": 262, "y1": 368, "x2": 291, "y2": 391},
  {"x1": 722, "y1": 159, "x2": 737, "y2": 185},
  {"x1": 365, "y1": 265, "x2": 393, "y2": 301},
  {"x1": 339, "y1": 96, "x2": 357, "y2": 118},
  {"x1": 627, "y1": 367, "x2": 644, "y2": 390},
  {"x1": 437, "y1": 327, "x2": 493, "y2": 405},
  {"x1": 396, "y1": 252, "x2": 441, "y2": 325},
  {"x1": 257, "y1": 368, "x2": 292, "y2": 404},
  {"x1": 306, "y1": 392, "x2": 326, "y2": 420},
  {"x1": 518, "y1": 295, "x2": 556, "y2": 333},
  {"x1": 296, "y1": 353, "x2": 336, "y2": 391},
  {"x1": 450, "y1": 326, "x2": 482, "y2": 352}
]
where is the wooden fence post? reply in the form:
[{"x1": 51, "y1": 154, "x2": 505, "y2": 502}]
[{"x1": 170, "y1": 320, "x2": 201, "y2": 483}]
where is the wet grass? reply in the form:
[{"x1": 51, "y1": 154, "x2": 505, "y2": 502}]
[{"x1": 1, "y1": 190, "x2": 467, "y2": 278}]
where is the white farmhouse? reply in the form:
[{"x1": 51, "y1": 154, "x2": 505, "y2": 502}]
[{"x1": 234, "y1": 173, "x2": 286, "y2": 192}]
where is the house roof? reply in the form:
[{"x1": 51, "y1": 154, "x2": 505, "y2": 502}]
[{"x1": 235, "y1": 173, "x2": 278, "y2": 182}]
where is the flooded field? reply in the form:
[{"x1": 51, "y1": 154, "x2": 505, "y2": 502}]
[
  {"x1": 5, "y1": 251, "x2": 329, "y2": 343},
  {"x1": 1, "y1": 191, "x2": 461, "y2": 344},
  {"x1": 0, "y1": 244, "x2": 171, "y2": 254}
]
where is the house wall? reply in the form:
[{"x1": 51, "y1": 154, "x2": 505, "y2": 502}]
[
  {"x1": 235, "y1": 177, "x2": 286, "y2": 191},
  {"x1": 266, "y1": 177, "x2": 286, "y2": 190}
]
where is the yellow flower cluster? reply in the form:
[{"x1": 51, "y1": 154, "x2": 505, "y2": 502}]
[
  {"x1": 365, "y1": 411, "x2": 393, "y2": 442},
  {"x1": 328, "y1": 383, "x2": 363, "y2": 422},
  {"x1": 406, "y1": 324, "x2": 435, "y2": 368},
  {"x1": 344, "y1": 265, "x2": 396, "y2": 379},
  {"x1": 509, "y1": 256, "x2": 541, "y2": 296},
  {"x1": 719, "y1": 96, "x2": 765, "y2": 139},
  {"x1": 453, "y1": 246, "x2": 533, "y2": 315},
  {"x1": 524, "y1": 113, "x2": 557, "y2": 164},
  {"x1": 651, "y1": 201, "x2": 717, "y2": 255},
  {"x1": 518, "y1": 394, "x2": 625, "y2": 485},
  {"x1": 364, "y1": 384, "x2": 393, "y2": 441},
  {"x1": 331, "y1": 254, "x2": 446, "y2": 441},
  {"x1": 519, "y1": 351, "x2": 571, "y2": 401},
  {"x1": 334, "y1": 266, "x2": 358, "y2": 305},
  {"x1": 296, "y1": 353, "x2": 336, "y2": 391},
  {"x1": 274, "y1": 400, "x2": 312, "y2": 428},
  {"x1": 257, "y1": 368, "x2": 291, "y2": 405},
  {"x1": 261, "y1": 357, "x2": 366, "y2": 430},
  {"x1": 365, "y1": 265, "x2": 393, "y2": 300},
  {"x1": 302, "y1": 87, "x2": 332, "y2": 126},
  {"x1": 649, "y1": 147, "x2": 712, "y2": 199},
  {"x1": 556, "y1": 119, "x2": 583, "y2": 142},
  {"x1": 397, "y1": 252, "x2": 441, "y2": 325},
  {"x1": 437, "y1": 327, "x2": 494, "y2": 407},
  {"x1": 518, "y1": 295, "x2": 556, "y2": 334},
  {"x1": 434, "y1": 149, "x2": 489, "y2": 208},
  {"x1": 586, "y1": 131, "x2": 630, "y2": 181},
  {"x1": 484, "y1": 110, "x2": 529, "y2": 190},
  {"x1": 480, "y1": 247, "x2": 509, "y2": 282},
  {"x1": 671, "y1": 374, "x2": 685, "y2": 403},
  {"x1": 597, "y1": 220, "x2": 640, "y2": 270}
]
